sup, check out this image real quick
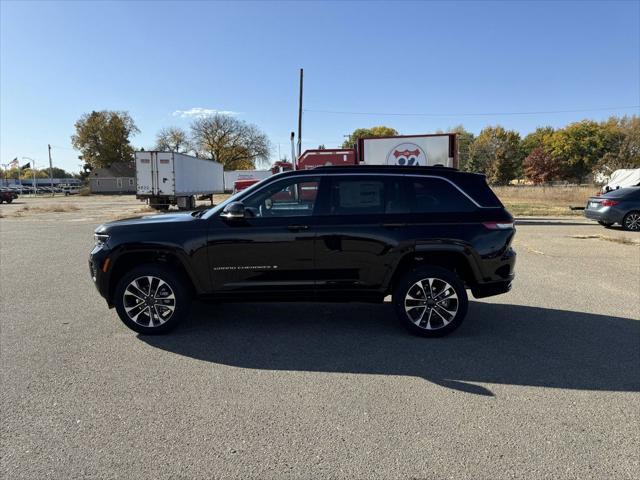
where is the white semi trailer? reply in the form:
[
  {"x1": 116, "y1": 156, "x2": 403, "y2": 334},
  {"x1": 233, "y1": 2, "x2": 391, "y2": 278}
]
[{"x1": 135, "y1": 151, "x2": 224, "y2": 210}]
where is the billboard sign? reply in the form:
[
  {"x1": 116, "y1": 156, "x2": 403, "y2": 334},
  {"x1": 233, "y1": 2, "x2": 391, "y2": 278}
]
[{"x1": 360, "y1": 134, "x2": 456, "y2": 168}]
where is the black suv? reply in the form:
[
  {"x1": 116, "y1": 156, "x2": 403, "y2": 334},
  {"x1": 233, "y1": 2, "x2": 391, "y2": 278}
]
[{"x1": 90, "y1": 166, "x2": 516, "y2": 337}]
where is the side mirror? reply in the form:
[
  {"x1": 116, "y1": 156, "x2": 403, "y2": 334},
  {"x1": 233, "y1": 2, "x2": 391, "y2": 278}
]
[{"x1": 220, "y1": 201, "x2": 246, "y2": 219}]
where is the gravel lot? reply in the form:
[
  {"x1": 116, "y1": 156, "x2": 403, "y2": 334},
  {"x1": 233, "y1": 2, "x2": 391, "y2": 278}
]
[{"x1": 1, "y1": 196, "x2": 639, "y2": 479}]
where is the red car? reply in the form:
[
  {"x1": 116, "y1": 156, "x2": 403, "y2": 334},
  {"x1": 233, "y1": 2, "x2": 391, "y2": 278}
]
[{"x1": 0, "y1": 188, "x2": 18, "y2": 203}]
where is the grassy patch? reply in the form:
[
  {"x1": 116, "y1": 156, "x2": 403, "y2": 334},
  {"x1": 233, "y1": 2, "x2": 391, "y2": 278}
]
[
  {"x1": 493, "y1": 185, "x2": 595, "y2": 216},
  {"x1": 12, "y1": 204, "x2": 80, "y2": 216},
  {"x1": 504, "y1": 202, "x2": 582, "y2": 217}
]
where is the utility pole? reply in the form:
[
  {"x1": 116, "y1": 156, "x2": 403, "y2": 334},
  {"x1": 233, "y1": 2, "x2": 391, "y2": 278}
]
[
  {"x1": 290, "y1": 132, "x2": 296, "y2": 170},
  {"x1": 47, "y1": 144, "x2": 54, "y2": 196},
  {"x1": 297, "y1": 68, "x2": 303, "y2": 160}
]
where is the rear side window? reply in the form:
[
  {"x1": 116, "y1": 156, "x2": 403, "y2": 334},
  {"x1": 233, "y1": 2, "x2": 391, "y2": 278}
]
[
  {"x1": 406, "y1": 177, "x2": 477, "y2": 213},
  {"x1": 329, "y1": 178, "x2": 384, "y2": 215}
]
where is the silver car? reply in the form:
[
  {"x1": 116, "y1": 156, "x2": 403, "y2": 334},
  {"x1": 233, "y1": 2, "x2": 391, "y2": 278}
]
[{"x1": 584, "y1": 187, "x2": 640, "y2": 231}]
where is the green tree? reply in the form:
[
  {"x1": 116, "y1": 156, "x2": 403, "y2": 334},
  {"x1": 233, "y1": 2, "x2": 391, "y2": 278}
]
[
  {"x1": 341, "y1": 126, "x2": 398, "y2": 148},
  {"x1": 548, "y1": 120, "x2": 617, "y2": 182},
  {"x1": 447, "y1": 125, "x2": 475, "y2": 171},
  {"x1": 190, "y1": 114, "x2": 271, "y2": 169},
  {"x1": 521, "y1": 126, "x2": 555, "y2": 158},
  {"x1": 20, "y1": 168, "x2": 49, "y2": 179},
  {"x1": 154, "y1": 126, "x2": 191, "y2": 153},
  {"x1": 467, "y1": 126, "x2": 522, "y2": 184},
  {"x1": 71, "y1": 111, "x2": 139, "y2": 169},
  {"x1": 49, "y1": 167, "x2": 74, "y2": 178}
]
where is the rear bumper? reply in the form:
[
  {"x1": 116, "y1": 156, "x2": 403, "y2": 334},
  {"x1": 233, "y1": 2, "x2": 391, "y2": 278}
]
[{"x1": 584, "y1": 207, "x2": 623, "y2": 224}]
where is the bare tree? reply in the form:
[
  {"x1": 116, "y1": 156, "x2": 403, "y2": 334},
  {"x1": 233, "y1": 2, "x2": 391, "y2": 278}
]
[
  {"x1": 154, "y1": 127, "x2": 191, "y2": 153},
  {"x1": 190, "y1": 114, "x2": 271, "y2": 169}
]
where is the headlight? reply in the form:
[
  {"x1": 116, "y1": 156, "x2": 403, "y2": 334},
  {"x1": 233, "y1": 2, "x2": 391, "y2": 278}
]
[{"x1": 94, "y1": 233, "x2": 109, "y2": 246}]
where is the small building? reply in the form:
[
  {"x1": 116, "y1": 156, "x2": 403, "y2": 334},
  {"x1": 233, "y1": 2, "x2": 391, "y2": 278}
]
[{"x1": 89, "y1": 162, "x2": 136, "y2": 194}]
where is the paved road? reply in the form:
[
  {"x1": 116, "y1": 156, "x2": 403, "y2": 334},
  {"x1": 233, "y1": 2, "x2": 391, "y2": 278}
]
[{"x1": 1, "y1": 217, "x2": 639, "y2": 479}]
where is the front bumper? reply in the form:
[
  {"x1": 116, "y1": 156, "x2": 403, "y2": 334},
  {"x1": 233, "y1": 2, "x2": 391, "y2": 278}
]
[
  {"x1": 89, "y1": 245, "x2": 111, "y2": 305},
  {"x1": 472, "y1": 281, "x2": 512, "y2": 298}
]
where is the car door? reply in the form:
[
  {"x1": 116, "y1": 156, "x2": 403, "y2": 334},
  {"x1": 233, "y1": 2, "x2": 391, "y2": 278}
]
[
  {"x1": 207, "y1": 175, "x2": 322, "y2": 299},
  {"x1": 313, "y1": 174, "x2": 412, "y2": 300}
]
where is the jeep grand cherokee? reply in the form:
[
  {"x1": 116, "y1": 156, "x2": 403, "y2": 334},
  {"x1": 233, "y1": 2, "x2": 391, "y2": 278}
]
[{"x1": 90, "y1": 166, "x2": 516, "y2": 337}]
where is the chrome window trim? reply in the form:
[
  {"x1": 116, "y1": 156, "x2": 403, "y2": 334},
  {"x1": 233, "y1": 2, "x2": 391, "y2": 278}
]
[{"x1": 204, "y1": 171, "x2": 493, "y2": 219}]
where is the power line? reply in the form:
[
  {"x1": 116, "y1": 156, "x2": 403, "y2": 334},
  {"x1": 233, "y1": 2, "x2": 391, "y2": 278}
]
[{"x1": 303, "y1": 105, "x2": 640, "y2": 118}]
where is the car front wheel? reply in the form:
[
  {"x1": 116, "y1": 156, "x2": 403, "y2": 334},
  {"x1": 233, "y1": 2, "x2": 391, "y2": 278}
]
[
  {"x1": 393, "y1": 266, "x2": 469, "y2": 337},
  {"x1": 114, "y1": 265, "x2": 191, "y2": 334},
  {"x1": 622, "y1": 211, "x2": 640, "y2": 231}
]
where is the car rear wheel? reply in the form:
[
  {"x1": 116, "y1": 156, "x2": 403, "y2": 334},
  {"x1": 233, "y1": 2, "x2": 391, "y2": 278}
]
[
  {"x1": 393, "y1": 266, "x2": 468, "y2": 337},
  {"x1": 622, "y1": 211, "x2": 640, "y2": 231},
  {"x1": 114, "y1": 265, "x2": 191, "y2": 334}
]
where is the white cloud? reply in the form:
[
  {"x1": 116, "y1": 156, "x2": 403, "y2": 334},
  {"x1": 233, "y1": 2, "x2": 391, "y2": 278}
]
[{"x1": 172, "y1": 107, "x2": 240, "y2": 118}]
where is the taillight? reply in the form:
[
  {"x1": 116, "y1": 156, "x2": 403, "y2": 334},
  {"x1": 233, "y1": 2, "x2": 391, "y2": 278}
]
[
  {"x1": 483, "y1": 221, "x2": 514, "y2": 230},
  {"x1": 601, "y1": 200, "x2": 619, "y2": 207}
]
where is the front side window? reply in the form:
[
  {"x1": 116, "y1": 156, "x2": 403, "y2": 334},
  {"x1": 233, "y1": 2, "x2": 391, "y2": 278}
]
[{"x1": 242, "y1": 177, "x2": 319, "y2": 217}]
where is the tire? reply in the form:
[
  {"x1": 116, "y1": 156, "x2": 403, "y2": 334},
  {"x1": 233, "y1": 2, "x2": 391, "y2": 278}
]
[
  {"x1": 622, "y1": 211, "x2": 640, "y2": 232},
  {"x1": 598, "y1": 220, "x2": 614, "y2": 227},
  {"x1": 114, "y1": 264, "x2": 191, "y2": 334},
  {"x1": 393, "y1": 266, "x2": 468, "y2": 337},
  {"x1": 6, "y1": 198, "x2": 12, "y2": 204}
]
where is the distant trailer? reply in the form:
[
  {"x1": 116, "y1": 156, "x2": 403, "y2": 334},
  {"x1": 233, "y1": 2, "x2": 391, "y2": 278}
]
[
  {"x1": 357, "y1": 133, "x2": 458, "y2": 168},
  {"x1": 135, "y1": 151, "x2": 223, "y2": 210},
  {"x1": 297, "y1": 149, "x2": 357, "y2": 170},
  {"x1": 223, "y1": 169, "x2": 271, "y2": 192}
]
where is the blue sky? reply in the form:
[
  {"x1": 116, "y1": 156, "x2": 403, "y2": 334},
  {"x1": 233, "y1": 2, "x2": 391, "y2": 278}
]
[{"x1": 1, "y1": 0, "x2": 639, "y2": 173}]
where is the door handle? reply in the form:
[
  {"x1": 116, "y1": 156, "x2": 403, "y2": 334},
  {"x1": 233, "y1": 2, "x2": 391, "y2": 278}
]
[
  {"x1": 287, "y1": 225, "x2": 309, "y2": 231},
  {"x1": 382, "y1": 223, "x2": 406, "y2": 228}
]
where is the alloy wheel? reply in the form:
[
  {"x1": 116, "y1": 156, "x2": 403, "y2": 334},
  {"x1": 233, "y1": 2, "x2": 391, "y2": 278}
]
[
  {"x1": 404, "y1": 277, "x2": 459, "y2": 330},
  {"x1": 624, "y1": 213, "x2": 640, "y2": 231},
  {"x1": 123, "y1": 276, "x2": 176, "y2": 327}
]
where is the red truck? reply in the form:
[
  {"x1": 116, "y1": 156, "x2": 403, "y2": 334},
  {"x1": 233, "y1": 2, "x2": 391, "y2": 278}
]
[{"x1": 297, "y1": 149, "x2": 357, "y2": 170}]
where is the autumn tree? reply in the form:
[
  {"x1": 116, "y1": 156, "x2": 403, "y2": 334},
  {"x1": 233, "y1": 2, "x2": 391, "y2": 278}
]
[
  {"x1": 523, "y1": 147, "x2": 561, "y2": 184},
  {"x1": 548, "y1": 120, "x2": 617, "y2": 182},
  {"x1": 467, "y1": 126, "x2": 522, "y2": 184},
  {"x1": 71, "y1": 111, "x2": 139, "y2": 168},
  {"x1": 341, "y1": 126, "x2": 398, "y2": 148},
  {"x1": 593, "y1": 116, "x2": 640, "y2": 175},
  {"x1": 190, "y1": 114, "x2": 270, "y2": 169},
  {"x1": 521, "y1": 126, "x2": 555, "y2": 158},
  {"x1": 154, "y1": 127, "x2": 191, "y2": 153}
]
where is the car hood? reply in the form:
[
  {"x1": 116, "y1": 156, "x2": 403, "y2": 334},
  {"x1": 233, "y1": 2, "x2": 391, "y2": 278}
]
[{"x1": 95, "y1": 211, "x2": 201, "y2": 234}]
